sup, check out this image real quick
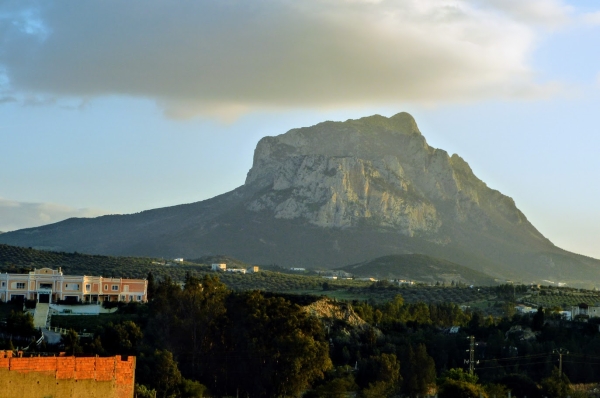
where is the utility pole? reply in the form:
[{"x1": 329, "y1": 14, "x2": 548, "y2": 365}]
[
  {"x1": 464, "y1": 336, "x2": 478, "y2": 375},
  {"x1": 553, "y1": 348, "x2": 569, "y2": 375},
  {"x1": 469, "y1": 335, "x2": 475, "y2": 375}
]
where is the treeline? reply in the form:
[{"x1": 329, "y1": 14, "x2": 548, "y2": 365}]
[{"x1": 4, "y1": 274, "x2": 600, "y2": 396}]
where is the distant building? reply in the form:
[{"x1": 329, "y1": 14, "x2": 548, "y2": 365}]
[
  {"x1": 572, "y1": 303, "x2": 600, "y2": 319},
  {"x1": 174, "y1": 258, "x2": 184, "y2": 262},
  {"x1": 290, "y1": 268, "x2": 306, "y2": 272},
  {"x1": 0, "y1": 268, "x2": 148, "y2": 303},
  {"x1": 226, "y1": 268, "x2": 246, "y2": 274},
  {"x1": 515, "y1": 304, "x2": 537, "y2": 314},
  {"x1": 247, "y1": 266, "x2": 260, "y2": 273},
  {"x1": 211, "y1": 263, "x2": 227, "y2": 271}
]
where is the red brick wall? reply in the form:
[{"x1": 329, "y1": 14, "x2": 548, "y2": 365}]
[{"x1": 0, "y1": 351, "x2": 135, "y2": 398}]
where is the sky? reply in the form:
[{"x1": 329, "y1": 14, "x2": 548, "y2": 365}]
[{"x1": 1, "y1": 0, "x2": 599, "y2": 258}]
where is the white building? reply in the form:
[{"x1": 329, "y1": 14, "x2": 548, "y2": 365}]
[
  {"x1": 226, "y1": 268, "x2": 246, "y2": 274},
  {"x1": 211, "y1": 264, "x2": 227, "y2": 271},
  {"x1": 0, "y1": 268, "x2": 148, "y2": 303}
]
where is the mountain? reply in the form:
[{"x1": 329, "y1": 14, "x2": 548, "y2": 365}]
[
  {"x1": 340, "y1": 254, "x2": 496, "y2": 286},
  {"x1": 1, "y1": 112, "x2": 599, "y2": 286}
]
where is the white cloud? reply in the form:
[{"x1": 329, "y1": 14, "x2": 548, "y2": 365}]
[
  {"x1": 582, "y1": 11, "x2": 600, "y2": 25},
  {"x1": 0, "y1": 0, "x2": 573, "y2": 119},
  {"x1": 0, "y1": 198, "x2": 109, "y2": 232},
  {"x1": 475, "y1": 0, "x2": 572, "y2": 28}
]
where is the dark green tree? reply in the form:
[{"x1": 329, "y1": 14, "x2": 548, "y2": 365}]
[
  {"x1": 7, "y1": 310, "x2": 35, "y2": 337},
  {"x1": 438, "y1": 379, "x2": 487, "y2": 398},
  {"x1": 147, "y1": 271, "x2": 156, "y2": 301},
  {"x1": 61, "y1": 329, "x2": 82, "y2": 355},
  {"x1": 220, "y1": 291, "x2": 332, "y2": 397},
  {"x1": 99, "y1": 321, "x2": 143, "y2": 356},
  {"x1": 532, "y1": 306, "x2": 545, "y2": 331},
  {"x1": 402, "y1": 344, "x2": 436, "y2": 397},
  {"x1": 357, "y1": 353, "x2": 401, "y2": 397},
  {"x1": 138, "y1": 349, "x2": 182, "y2": 398},
  {"x1": 540, "y1": 368, "x2": 572, "y2": 398}
]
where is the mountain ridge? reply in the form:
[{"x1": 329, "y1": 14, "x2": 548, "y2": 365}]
[{"x1": 1, "y1": 112, "x2": 598, "y2": 286}]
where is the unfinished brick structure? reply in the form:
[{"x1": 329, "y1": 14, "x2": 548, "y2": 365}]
[{"x1": 0, "y1": 351, "x2": 135, "y2": 398}]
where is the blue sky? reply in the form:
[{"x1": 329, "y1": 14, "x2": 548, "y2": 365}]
[{"x1": 1, "y1": 0, "x2": 600, "y2": 258}]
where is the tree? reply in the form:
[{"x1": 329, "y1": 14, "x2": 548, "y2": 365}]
[
  {"x1": 99, "y1": 321, "x2": 143, "y2": 356},
  {"x1": 220, "y1": 291, "x2": 332, "y2": 397},
  {"x1": 177, "y1": 275, "x2": 228, "y2": 380},
  {"x1": 438, "y1": 379, "x2": 487, "y2": 398},
  {"x1": 138, "y1": 349, "x2": 182, "y2": 398},
  {"x1": 179, "y1": 378, "x2": 208, "y2": 398},
  {"x1": 147, "y1": 271, "x2": 156, "y2": 301},
  {"x1": 312, "y1": 374, "x2": 357, "y2": 398},
  {"x1": 532, "y1": 306, "x2": 545, "y2": 331},
  {"x1": 403, "y1": 344, "x2": 436, "y2": 397},
  {"x1": 357, "y1": 353, "x2": 401, "y2": 397},
  {"x1": 134, "y1": 384, "x2": 157, "y2": 398},
  {"x1": 540, "y1": 368, "x2": 572, "y2": 398},
  {"x1": 7, "y1": 310, "x2": 35, "y2": 337},
  {"x1": 441, "y1": 368, "x2": 479, "y2": 384},
  {"x1": 61, "y1": 329, "x2": 82, "y2": 355}
]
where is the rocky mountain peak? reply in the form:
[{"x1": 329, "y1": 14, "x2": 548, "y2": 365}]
[{"x1": 243, "y1": 112, "x2": 536, "y2": 242}]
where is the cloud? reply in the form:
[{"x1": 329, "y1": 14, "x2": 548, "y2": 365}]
[
  {"x1": 0, "y1": 95, "x2": 17, "y2": 104},
  {"x1": 582, "y1": 11, "x2": 600, "y2": 25},
  {"x1": 475, "y1": 0, "x2": 572, "y2": 28},
  {"x1": 0, "y1": 0, "x2": 572, "y2": 118},
  {"x1": 0, "y1": 198, "x2": 109, "y2": 232}
]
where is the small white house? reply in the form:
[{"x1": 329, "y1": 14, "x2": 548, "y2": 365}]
[
  {"x1": 211, "y1": 263, "x2": 227, "y2": 271},
  {"x1": 174, "y1": 258, "x2": 184, "y2": 262},
  {"x1": 226, "y1": 268, "x2": 246, "y2": 274}
]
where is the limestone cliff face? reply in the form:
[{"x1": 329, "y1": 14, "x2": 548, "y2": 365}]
[{"x1": 244, "y1": 112, "x2": 542, "y2": 241}]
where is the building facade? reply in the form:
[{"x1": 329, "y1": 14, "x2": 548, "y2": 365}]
[{"x1": 0, "y1": 268, "x2": 148, "y2": 304}]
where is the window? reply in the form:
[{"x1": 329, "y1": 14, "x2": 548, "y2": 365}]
[
  {"x1": 104, "y1": 285, "x2": 108, "y2": 291},
  {"x1": 1, "y1": 282, "x2": 5, "y2": 287},
  {"x1": 137, "y1": 295, "x2": 142, "y2": 301},
  {"x1": 16, "y1": 282, "x2": 25, "y2": 289},
  {"x1": 85, "y1": 284, "x2": 91, "y2": 292},
  {"x1": 112, "y1": 285, "x2": 119, "y2": 291}
]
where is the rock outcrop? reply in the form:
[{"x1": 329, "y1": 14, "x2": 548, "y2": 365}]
[{"x1": 303, "y1": 298, "x2": 367, "y2": 329}]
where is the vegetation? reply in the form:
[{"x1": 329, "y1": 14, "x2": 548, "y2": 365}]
[
  {"x1": 7, "y1": 245, "x2": 600, "y2": 395},
  {"x1": 341, "y1": 254, "x2": 496, "y2": 285}
]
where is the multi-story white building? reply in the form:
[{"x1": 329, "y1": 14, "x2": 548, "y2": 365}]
[{"x1": 0, "y1": 268, "x2": 148, "y2": 304}]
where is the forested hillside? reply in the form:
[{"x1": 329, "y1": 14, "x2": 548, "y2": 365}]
[{"x1": 4, "y1": 275, "x2": 600, "y2": 397}]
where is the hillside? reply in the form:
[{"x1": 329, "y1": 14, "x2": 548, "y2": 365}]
[
  {"x1": 2, "y1": 112, "x2": 600, "y2": 286},
  {"x1": 340, "y1": 254, "x2": 497, "y2": 285}
]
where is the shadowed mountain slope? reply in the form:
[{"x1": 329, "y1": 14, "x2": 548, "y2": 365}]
[{"x1": 2, "y1": 113, "x2": 599, "y2": 286}]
